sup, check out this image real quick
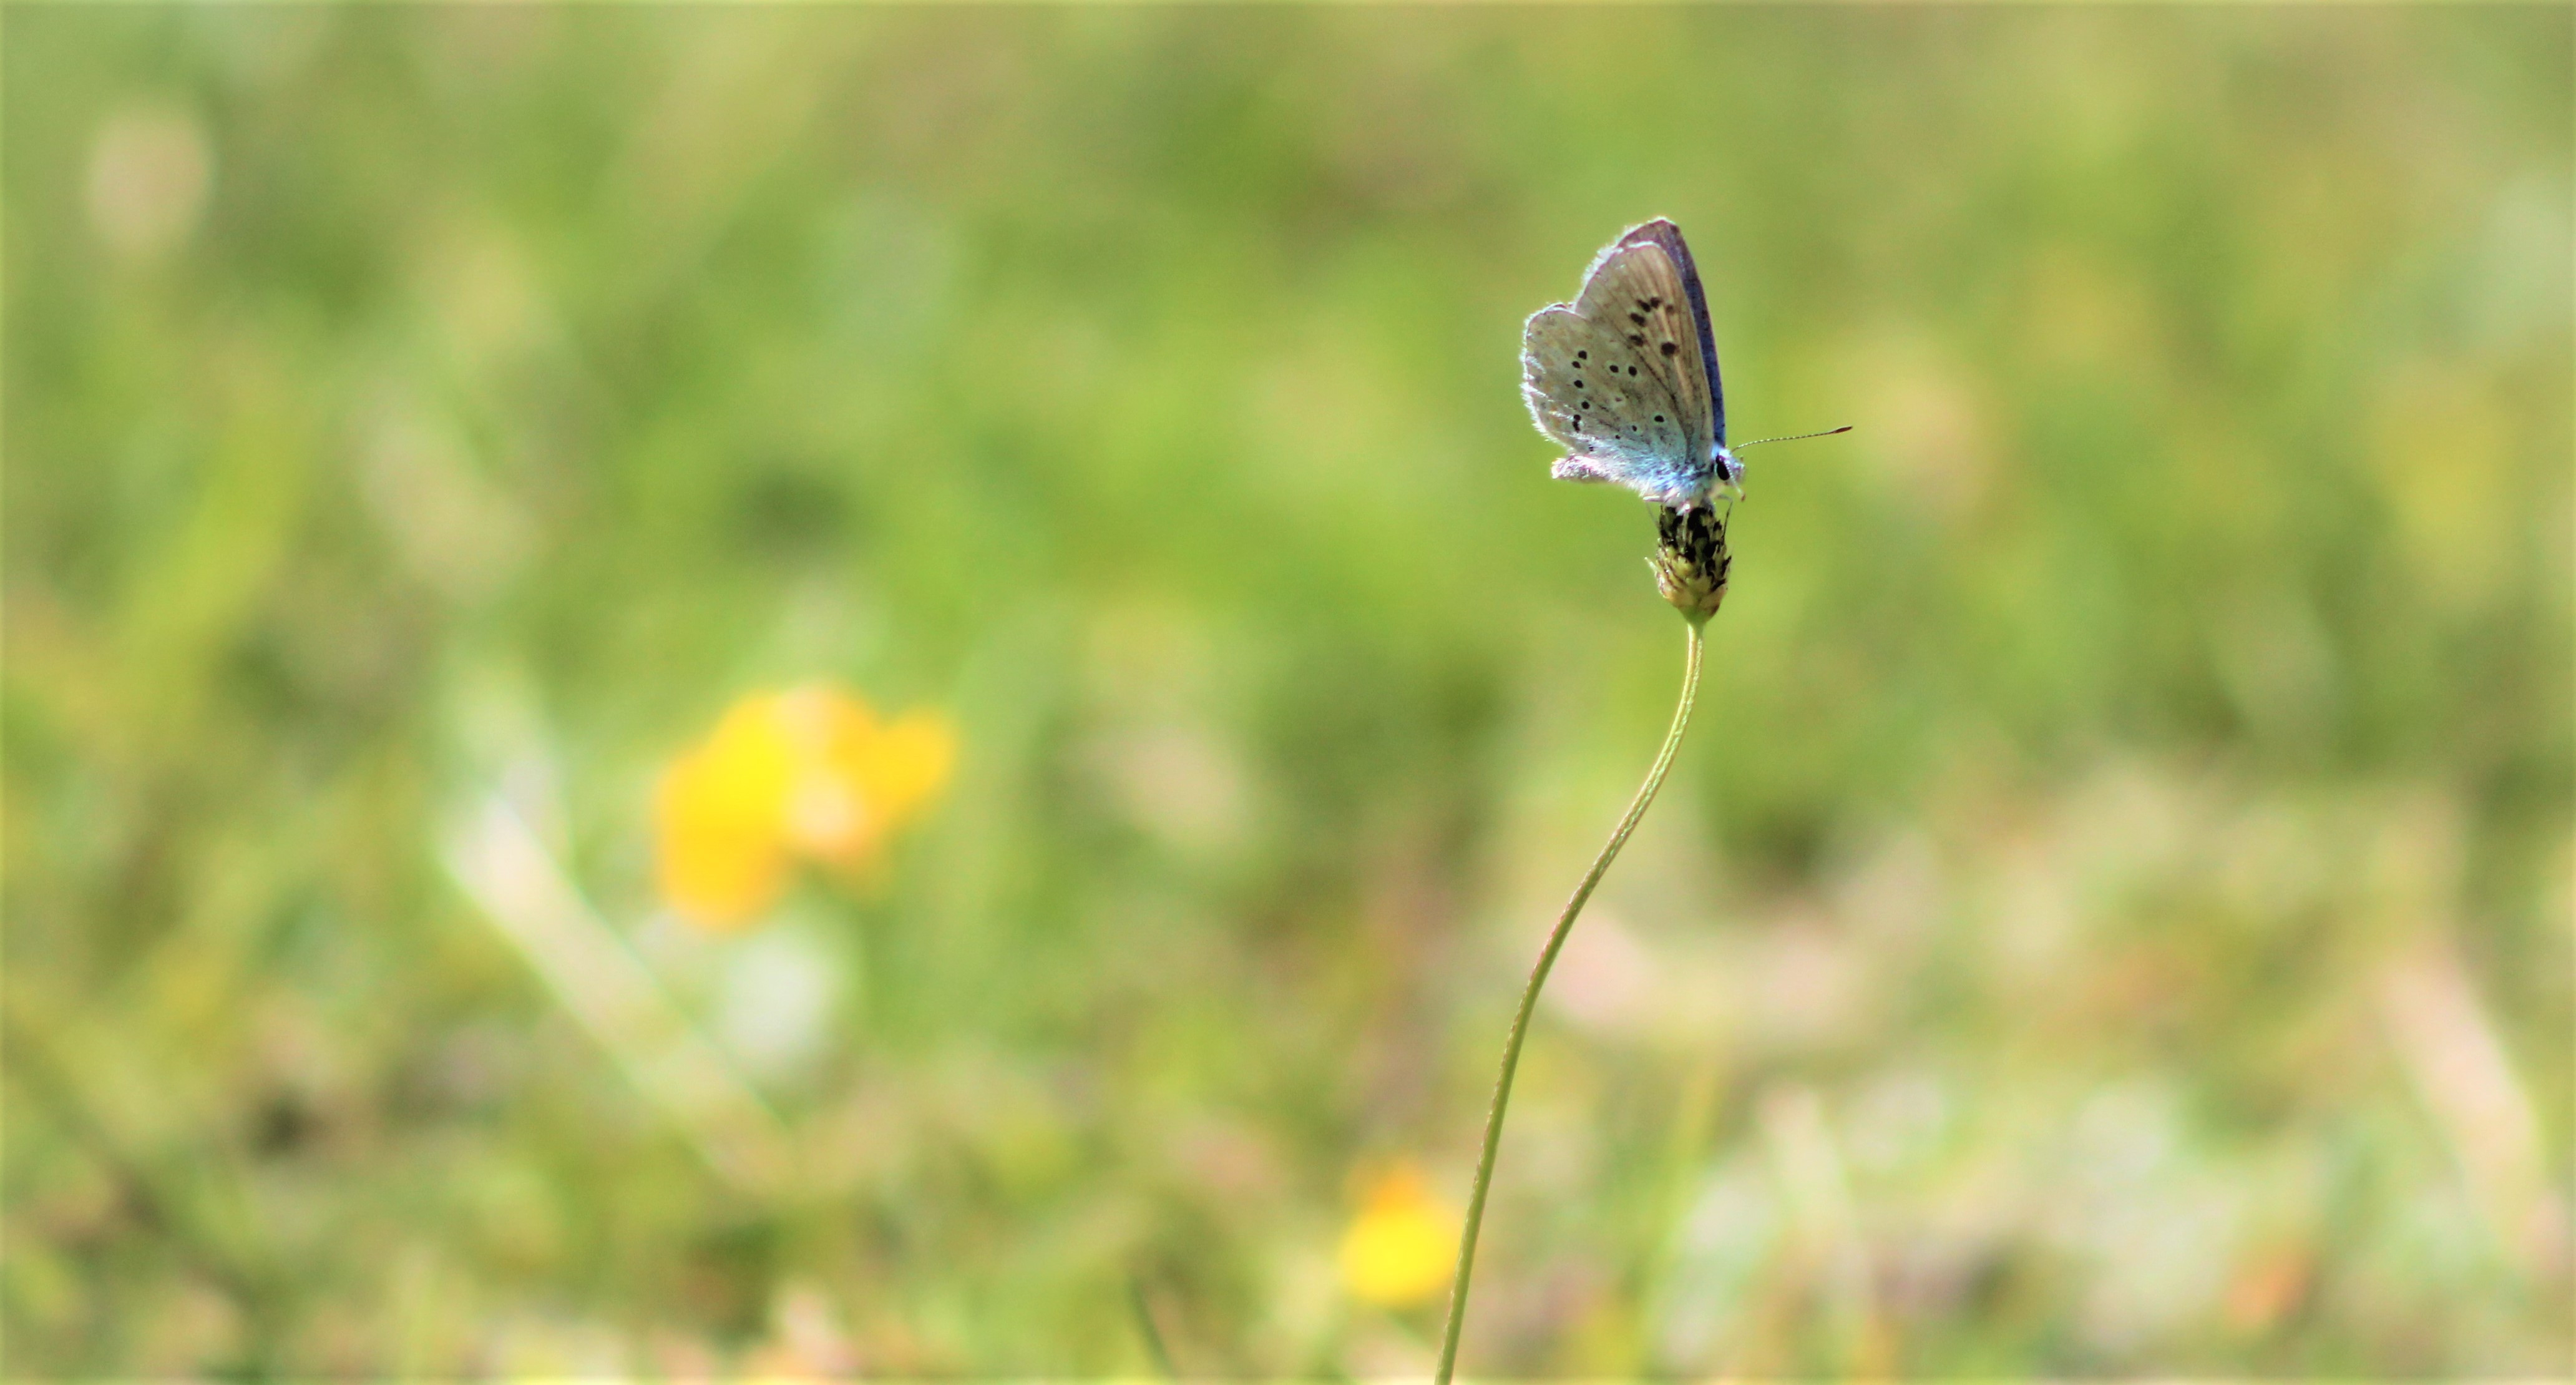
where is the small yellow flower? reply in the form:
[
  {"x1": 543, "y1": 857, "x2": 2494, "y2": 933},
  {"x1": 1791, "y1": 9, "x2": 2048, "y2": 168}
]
[
  {"x1": 655, "y1": 684, "x2": 955, "y2": 930},
  {"x1": 1338, "y1": 1162, "x2": 1460, "y2": 1309}
]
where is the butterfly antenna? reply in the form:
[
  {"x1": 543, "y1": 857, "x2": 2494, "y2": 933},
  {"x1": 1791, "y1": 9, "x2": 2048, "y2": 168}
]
[{"x1": 1733, "y1": 424, "x2": 1853, "y2": 450}]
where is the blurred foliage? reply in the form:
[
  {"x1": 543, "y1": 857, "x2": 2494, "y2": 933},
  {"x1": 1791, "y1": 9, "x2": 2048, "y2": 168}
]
[{"x1": 5, "y1": 5, "x2": 2569, "y2": 1376}]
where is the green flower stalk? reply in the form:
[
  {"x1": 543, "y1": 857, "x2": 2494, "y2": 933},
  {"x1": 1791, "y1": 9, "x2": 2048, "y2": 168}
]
[{"x1": 1435, "y1": 506, "x2": 1727, "y2": 1379}]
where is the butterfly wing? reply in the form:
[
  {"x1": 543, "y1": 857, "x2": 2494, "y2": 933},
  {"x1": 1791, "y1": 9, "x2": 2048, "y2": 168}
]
[
  {"x1": 1610, "y1": 219, "x2": 1724, "y2": 446},
  {"x1": 1523, "y1": 305, "x2": 1694, "y2": 494},
  {"x1": 1521, "y1": 222, "x2": 1725, "y2": 506}
]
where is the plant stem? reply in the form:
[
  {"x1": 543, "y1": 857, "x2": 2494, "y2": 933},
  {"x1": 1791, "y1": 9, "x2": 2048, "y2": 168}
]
[{"x1": 1435, "y1": 619, "x2": 1705, "y2": 1382}]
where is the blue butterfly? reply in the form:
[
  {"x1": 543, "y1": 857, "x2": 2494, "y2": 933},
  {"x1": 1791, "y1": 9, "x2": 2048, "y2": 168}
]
[{"x1": 1523, "y1": 219, "x2": 1845, "y2": 509}]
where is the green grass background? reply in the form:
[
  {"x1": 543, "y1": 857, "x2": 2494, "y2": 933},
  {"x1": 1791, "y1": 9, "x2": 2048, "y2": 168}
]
[{"x1": 5, "y1": 4, "x2": 2569, "y2": 1374}]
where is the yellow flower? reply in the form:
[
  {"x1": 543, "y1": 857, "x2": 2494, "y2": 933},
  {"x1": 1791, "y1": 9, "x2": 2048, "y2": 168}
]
[
  {"x1": 655, "y1": 684, "x2": 955, "y2": 930},
  {"x1": 1338, "y1": 1162, "x2": 1460, "y2": 1309}
]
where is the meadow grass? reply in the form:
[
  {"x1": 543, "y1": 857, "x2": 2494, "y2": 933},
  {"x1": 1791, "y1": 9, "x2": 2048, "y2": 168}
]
[{"x1": 4, "y1": 5, "x2": 2569, "y2": 1373}]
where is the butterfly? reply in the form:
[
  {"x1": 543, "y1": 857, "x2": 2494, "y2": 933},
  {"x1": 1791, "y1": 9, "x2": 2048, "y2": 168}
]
[{"x1": 1523, "y1": 218, "x2": 1846, "y2": 510}]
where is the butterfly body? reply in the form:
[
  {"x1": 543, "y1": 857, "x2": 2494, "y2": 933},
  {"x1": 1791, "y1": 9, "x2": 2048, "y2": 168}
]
[{"x1": 1522, "y1": 219, "x2": 1739, "y2": 509}]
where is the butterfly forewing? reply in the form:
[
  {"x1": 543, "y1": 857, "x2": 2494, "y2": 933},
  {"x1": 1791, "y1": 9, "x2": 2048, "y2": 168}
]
[
  {"x1": 1574, "y1": 238, "x2": 1714, "y2": 469},
  {"x1": 1611, "y1": 220, "x2": 1724, "y2": 444}
]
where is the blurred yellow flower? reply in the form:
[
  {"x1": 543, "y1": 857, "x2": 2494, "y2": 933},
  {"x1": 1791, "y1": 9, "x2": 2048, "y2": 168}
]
[
  {"x1": 655, "y1": 684, "x2": 955, "y2": 930},
  {"x1": 1338, "y1": 1162, "x2": 1460, "y2": 1309}
]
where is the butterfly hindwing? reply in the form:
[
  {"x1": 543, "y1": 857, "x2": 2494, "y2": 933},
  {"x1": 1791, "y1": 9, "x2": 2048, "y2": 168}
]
[{"x1": 1522, "y1": 304, "x2": 1692, "y2": 489}]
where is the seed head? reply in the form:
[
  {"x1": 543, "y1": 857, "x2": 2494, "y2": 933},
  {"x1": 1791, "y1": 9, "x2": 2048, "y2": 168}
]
[{"x1": 1651, "y1": 505, "x2": 1730, "y2": 625}]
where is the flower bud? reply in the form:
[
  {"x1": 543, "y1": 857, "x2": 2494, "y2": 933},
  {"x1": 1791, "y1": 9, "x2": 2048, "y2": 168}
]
[{"x1": 1650, "y1": 504, "x2": 1730, "y2": 624}]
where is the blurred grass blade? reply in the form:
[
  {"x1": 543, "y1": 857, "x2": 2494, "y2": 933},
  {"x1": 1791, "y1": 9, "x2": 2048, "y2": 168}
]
[
  {"x1": 1128, "y1": 1273, "x2": 1179, "y2": 1378},
  {"x1": 442, "y1": 795, "x2": 791, "y2": 1193},
  {"x1": 2379, "y1": 939, "x2": 2555, "y2": 1271}
]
